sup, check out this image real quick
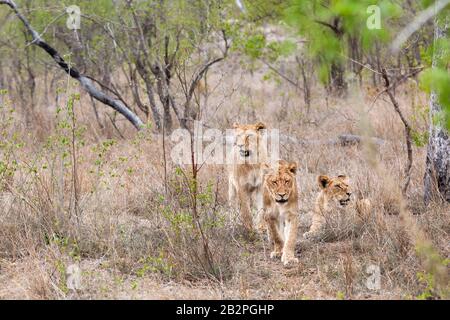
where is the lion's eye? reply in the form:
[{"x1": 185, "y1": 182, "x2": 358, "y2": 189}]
[{"x1": 335, "y1": 185, "x2": 343, "y2": 189}]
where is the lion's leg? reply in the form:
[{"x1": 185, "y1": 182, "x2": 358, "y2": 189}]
[
  {"x1": 254, "y1": 188, "x2": 266, "y2": 233},
  {"x1": 237, "y1": 188, "x2": 253, "y2": 232},
  {"x1": 356, "y1": 199, "x2": 371, "y2": 220},
  {"x1": 265, "y1": 213, "x2": 283, "y2": 259},
  {"x1": 281, "y1": 213, "x2": 299, "y2": 266},
  {"x1": 303, "y1": 212, "x2": 326, "y2": 240}
]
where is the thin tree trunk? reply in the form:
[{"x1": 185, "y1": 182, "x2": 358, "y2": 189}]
[
  {"x1": 0, "y1": 60, "x2": 3, "y2": 88},
  {"x1": 424, "y1": 15, "x2": 450, "y2": 204},
  {"x1": 135, "y1": 60, "x2": 162, "y2": 130},
  {"x1": 381, "y1": 68, "x2": 413, "y2": 196},
  {"x1": 330, "y1": 62, "x2": 346, "y2": 95}
]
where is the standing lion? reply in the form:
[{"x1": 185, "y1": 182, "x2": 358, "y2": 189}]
[
  {"x1": 228, "y1": 122, "x2": 267, "y2": 233},
  {"x1": 262, "y1": 160, "x2": 299, "y2": 266}
]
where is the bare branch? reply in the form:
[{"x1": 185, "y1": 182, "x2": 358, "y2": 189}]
[
  {"x1": 391, "y1": 0, "x2": 450, "y2": 53},
  {"x1": 0, "y1": 0, "x2": 145, "y2": 130},
  {"x1": 381, "y1": 68, "x2": 413, "y2": 195},
  {"x1": 369, "y1": 67, "x2": 424, "y2": 112},
  {"x1": 259, "y1": 58, "x2": 303, "y2": 90},
  {"x1": 314, "y1": 18, "x2": 343, "y2": 36},
  {"x1": 235, "y1": 0, "x2": 246, "y2": 13},
  {"x1": 180, "y1": 30, "x2": 230, "y2": 129}
]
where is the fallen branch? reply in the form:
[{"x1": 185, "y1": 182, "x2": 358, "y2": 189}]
[
  {"x1": 279, "y1": 133, "x2": 385, "y2": 147},
  {"x1": 0, "y1": 0, "x2": 144, "y2": 130}
]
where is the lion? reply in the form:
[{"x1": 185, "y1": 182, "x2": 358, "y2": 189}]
[
  {"x1": 303, "y1": 174, "x2": 371, "y2": 241},
  {"x1": 262, "y1": 160, "x2": 299, "y2": 266},
  {"x1": 228, "y1": 122, "x2": 267, "y2": 233}
]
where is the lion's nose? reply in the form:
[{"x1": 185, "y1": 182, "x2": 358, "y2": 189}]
[
  {"x1": 279, "y1": 193, "x2": 286, "y2": 198},
  {"x1": 346, "y1": 192, "x2": 352, "y2": 196}
]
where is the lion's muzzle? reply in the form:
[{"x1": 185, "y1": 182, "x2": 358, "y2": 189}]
[
  {"x1": 275, "y1": 193, "x2": 289, "y2": 204},
  {"x1": 339, "y1": 192, "x2": 352, "y2": 206}
]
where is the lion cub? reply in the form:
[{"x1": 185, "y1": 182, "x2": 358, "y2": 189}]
[
  {"x1": 262, "y1": 160, "x2": 299, "y2": 266},
  {"x1": 228, "y1": 122, "x2": 267, "y2": 233},
  {"x1": 303, "y1": 174, "x2": 371, "y2": 240}
]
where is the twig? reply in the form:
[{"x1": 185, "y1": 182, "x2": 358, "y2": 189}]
[
  {"x1": 259, "y1": 58, "x2": 304, "y2": 90},
  {"x1": 162, "y1": 112, "x2": 168, "y2": 195},
  {"x1": 345, "y1": 55, "x2": 382, "y2": 75},
  {"x1": 106, "y1": 112, "x2": 125, "y2": 139},
  {"x1": 381, "y1": 68, "x2": 413, "y2": 195},
  {"x1": 369, "y1": 66, "x2": 424, "y2": 113}
]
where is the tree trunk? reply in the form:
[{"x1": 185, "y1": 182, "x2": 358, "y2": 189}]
[
  {"x1": 330, "y1": 62, "x2": 347, "y2": 95},
  {"x1": 0, "y1": 60, "x2": 4, "y2": 89},
  {"x1": 424, "y1": 15, "x2": 450, "y2": 204}
]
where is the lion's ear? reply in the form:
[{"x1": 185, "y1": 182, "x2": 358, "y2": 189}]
[
  {"x1": 318, "y1": 175, "x2": 331, "y2": 189},
  {"x1": 337, "y1": 174, "x2": 349, "y2": 184},
  {"x1": 255, "y1": 122, "x2": 266, "y2": 130},
  {"x1": 289, "y1": 162, "x2": 298, "y2": 174},
  {"x1": 232, "y1": 122, "x2": 240, "y2": 129}
]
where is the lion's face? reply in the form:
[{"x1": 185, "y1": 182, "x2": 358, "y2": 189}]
[
  {"x1": 232, "y1": 122, "x2": 266, "y2": 160},
  {"x1": 318, "y1": 175, "x2": 352, "y2": 206},
  {"x1": 264, "y1": 160, "x2": 297, "y2": 204}
]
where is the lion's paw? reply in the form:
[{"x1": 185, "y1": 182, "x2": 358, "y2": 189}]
[
  {"x1": 256, "y1": 221, "x2": 266, "y2": 234},
  {"x1": 270, "y1": 251, "x2": 282, "y2": 259},
  {"x1": 281, "y1": 255, "x2": 299, "y2": 267},
  {"x1": 303, "y1": 231, "x2": 316, "y2": 240}
]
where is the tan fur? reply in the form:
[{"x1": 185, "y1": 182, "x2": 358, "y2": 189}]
[
  {"x1": 304, "y1": 174, "x2": 371, "y2": 240},
  {"x1": 262, "y1": 160, "x2": 299, "y2": 266},
  {"x1": 228, "y1": 122, "x2": 267, "y2": 233}
]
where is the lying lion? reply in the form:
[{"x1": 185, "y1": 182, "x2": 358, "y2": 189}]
[{"x1": 303, "y1": 174, "x2": 371, "y2": 241}]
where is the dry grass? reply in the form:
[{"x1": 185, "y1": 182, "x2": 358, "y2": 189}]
[{"x1": 0, "y1": 57, "x2": 449, "y2": 300}]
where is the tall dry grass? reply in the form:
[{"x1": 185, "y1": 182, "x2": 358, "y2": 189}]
[{"x1": 0, "y1": 59, "x2": 448, "y2": 299}]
